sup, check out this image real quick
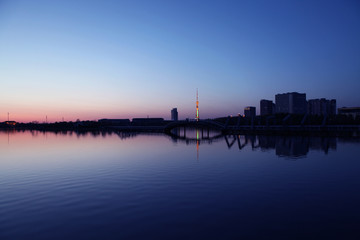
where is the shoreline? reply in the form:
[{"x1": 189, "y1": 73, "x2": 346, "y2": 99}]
[{"x1": 1, "y1": 124, "x2": 359, "y2": 137}]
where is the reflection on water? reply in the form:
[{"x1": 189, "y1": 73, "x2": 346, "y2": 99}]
[
  {"x1": 1, "y1": 129, "x2": 347, "y2": 161},
  {"x1": 225, "y1": 135, "x2": 336, "y2": 158},
  {"x1": 1, "y1": 130, "x2": 360, "y2": 239},
  {"x1": 167, "y1": 127, "x2": 338, "y2": 159},
  {"x1": 169, "y1": 128, "x2": 224, "y2": 160},
  {"x1": 0, "y1": 130, "x2": 342, "y2": 159}
]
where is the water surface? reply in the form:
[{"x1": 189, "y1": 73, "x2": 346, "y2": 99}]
[{"x1": 1, "y1": 131, "x2": 360, "y2": 239}]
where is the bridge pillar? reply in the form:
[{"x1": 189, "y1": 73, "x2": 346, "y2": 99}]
[
  {"x1": 224, "y1": 116, "x2": 231, "y2": 129},
  {"x1": 237, "y1": 116, "x2": 241, "y2": 128}
]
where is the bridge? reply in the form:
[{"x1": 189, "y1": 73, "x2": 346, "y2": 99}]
[
  {"x1": 166, "y1": 130, "x2": 224, "y2": 144},
  {"x1": 163, "y1": 120, "x2": 225, "y2": 133}
]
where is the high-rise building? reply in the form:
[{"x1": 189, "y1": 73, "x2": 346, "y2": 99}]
[
  {"x1": 244, "y1": 106, "x2": 256, "y2": 118},
  {"x1": 171, "y1": 108, "x2": 178, "y2": 121},
  {"x1": 329, "y1": 99, "x2": 337, "y2": 115},
  {"x1": 260, "y1": 99, "x2": 275, "y2": 116},
  {"x1": 275, "y1": 92, "x2": 307, "y2": 114},
  {"x1": 308, "y1": 98, "x2": 336, "y2": 115}
]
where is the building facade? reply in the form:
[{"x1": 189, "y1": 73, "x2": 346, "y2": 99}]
[
  {"x1": 260, "y1": 99, "x2": 275, "y2": 116},
  {"x1": 308, "y1": 98, "x2": 336, "y2": 115},
  {"x1": 275, "y1": 92, "x2": 307, "y2": 114},
  {"x1": 171, "y1": 108, "x2": 178, "y2": 121},
  {"x1": 244, "y1": 106, "x2": 256, "y2": 118}
]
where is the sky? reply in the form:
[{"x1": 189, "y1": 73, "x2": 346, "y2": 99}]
[{"x1": 0, "y1": 0, "x2": 359, "y2": 122}]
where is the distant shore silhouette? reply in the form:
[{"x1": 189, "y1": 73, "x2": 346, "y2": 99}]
[{"x1": 1, "y1": 113, "x2": 359, "y2": 137}]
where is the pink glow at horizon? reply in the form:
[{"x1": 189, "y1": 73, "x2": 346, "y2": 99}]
[
  {"x1": 1, "y1": 89, "x2": 244, "y2": 123},
  {"x1": 1, "y1": 108, "x2": 173, "y2": 123}
]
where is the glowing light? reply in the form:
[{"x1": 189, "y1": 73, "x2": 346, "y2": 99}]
[{"x1": 5, "y1": 121, "x2": 17, "y2": 126}]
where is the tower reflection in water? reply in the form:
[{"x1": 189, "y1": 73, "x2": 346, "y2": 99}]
[
  {"x1": 169, "y1": 127, "x2": 224, "y2": 160},
  {"x1": 168, "y1": 127, "x2": 337, "y2": 159},
  {"x1": 196, "y1": 129, "x2": 199, "y2": 160}
]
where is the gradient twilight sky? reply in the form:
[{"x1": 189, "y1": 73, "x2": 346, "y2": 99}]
[{"x1": 1, "y1": 0, "x2": 359, "y2": 122}]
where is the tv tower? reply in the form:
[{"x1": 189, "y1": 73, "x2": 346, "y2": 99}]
[{"x1": 196, "y1": 89, "x2": 199, "y2": 121}]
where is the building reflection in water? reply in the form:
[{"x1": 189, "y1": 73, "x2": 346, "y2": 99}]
[
  {"x1": 230, "y1": 135, "x2": 337, "y2": 158},
  {"x1": 225, "y1": 135, "x2": 337, "y2": 158},
  {"x1": 167, "y1": 127, "x2": 338, "y2": 159},
  {"x1": 267, "y1": 136, "x2": 336, "y2": 157}
]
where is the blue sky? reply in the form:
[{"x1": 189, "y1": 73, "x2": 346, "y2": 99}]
[{"x1": 0, "y1": 0, "x2": 359, "y2": 122}]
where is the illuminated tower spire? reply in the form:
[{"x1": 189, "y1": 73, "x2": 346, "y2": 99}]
[{"x1": 196, "y1": 89, "x2": 199, "y2": 121}]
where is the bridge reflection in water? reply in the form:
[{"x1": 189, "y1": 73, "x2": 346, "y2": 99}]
[
  {"x1": 167, "y1": 127, "x2": 224, "y2": 160},
  {"x1": 165, "y1": 127, "x2": 337, "y2": 159}
]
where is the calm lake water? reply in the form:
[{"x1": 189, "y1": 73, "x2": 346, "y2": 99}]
[{"x1": 1, "y1": 130, "x2": 360, "y2": 240}]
